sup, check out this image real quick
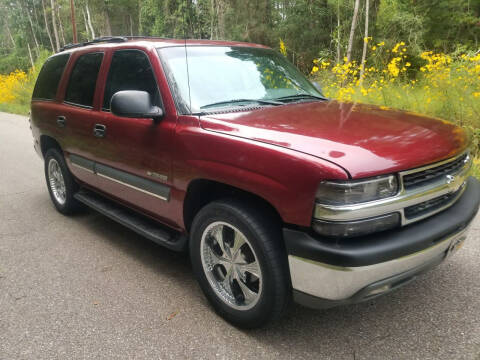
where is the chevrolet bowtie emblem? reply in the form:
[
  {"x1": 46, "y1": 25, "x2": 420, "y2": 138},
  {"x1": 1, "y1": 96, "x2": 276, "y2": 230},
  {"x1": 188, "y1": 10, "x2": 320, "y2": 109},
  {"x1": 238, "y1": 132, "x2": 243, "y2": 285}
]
[{"x1": 446, "y1": 174, "x2": 457, "y2": 192}]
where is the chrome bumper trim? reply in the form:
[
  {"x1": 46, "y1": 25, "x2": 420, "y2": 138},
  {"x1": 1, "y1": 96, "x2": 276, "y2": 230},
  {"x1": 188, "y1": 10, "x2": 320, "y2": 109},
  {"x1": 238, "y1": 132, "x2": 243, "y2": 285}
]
[
  {"x1": 314, "y1": 152, "x2": 472, "y2": 225},
  {"x1": 288, "y1": 226, "x2": 470, "y2": 301}
]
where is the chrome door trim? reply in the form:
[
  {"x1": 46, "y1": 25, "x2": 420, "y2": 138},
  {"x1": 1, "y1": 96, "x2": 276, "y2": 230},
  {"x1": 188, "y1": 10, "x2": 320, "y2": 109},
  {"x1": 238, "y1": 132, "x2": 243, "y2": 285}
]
[
  {"x1": 70, "y1": 154, "x2": 95, "y2": 173},
  {"x1": 69, "y1": 153, "x2": 170, "y2": 201},
  {"x1": 71, "y1": 162, "x2": 95, "y2": 174},
  {"x1": 95, "y1": 163, "x2": 170, "y2": 201},
  {"x1": 97, "y1": 172, "x2": 169, "y2": 201}
]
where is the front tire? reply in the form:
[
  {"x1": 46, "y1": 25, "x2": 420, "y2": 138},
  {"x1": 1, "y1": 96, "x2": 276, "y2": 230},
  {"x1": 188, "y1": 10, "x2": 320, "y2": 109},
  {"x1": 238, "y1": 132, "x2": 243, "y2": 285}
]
[
  {"x1": 190, "y1": 199, "x2": 290, "y2": 328},
  {"x1": 44, "y1": 148, "x2": 81, "y2": 214}
]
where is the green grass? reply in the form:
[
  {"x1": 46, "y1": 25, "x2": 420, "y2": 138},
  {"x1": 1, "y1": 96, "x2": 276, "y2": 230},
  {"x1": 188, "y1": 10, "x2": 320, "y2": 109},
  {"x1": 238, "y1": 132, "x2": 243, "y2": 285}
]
[{"x1": 0, "y1": 102, "x2": 29, "y2": 115}]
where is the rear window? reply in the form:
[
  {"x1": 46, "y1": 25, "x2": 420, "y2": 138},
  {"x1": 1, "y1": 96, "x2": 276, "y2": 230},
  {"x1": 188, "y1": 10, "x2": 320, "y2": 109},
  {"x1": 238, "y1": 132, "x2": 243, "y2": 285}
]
[
  {"x1": 65, "y1": 52, "x2": 104, "y2": 107},
  {"x1": 32, "y1": 54, "x2": 70, "y2": 100}
]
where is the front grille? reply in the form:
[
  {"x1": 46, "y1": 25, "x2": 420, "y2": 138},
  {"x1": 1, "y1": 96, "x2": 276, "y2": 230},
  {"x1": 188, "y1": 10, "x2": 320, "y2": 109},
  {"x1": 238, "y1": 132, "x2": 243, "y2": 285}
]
[
  {"x1": 403, "y1": 153, "x2": 468, "y2": 190},
  {"x1": 404, "y1": 187, "x2": 463, "y2": 219}
]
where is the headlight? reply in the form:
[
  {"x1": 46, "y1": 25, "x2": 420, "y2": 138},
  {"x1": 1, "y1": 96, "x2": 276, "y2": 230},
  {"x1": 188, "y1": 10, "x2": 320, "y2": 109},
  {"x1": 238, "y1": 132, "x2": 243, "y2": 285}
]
[{"x1": 316, "y1": 175, "x2": 398, "y2": 206}]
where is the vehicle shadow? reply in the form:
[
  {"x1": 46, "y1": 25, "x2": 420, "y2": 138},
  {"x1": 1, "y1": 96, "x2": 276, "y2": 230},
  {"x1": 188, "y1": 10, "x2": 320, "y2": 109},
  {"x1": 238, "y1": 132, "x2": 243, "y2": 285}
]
[{"x1": 71, "y1": 206, "x2": 480, "y2": 359}]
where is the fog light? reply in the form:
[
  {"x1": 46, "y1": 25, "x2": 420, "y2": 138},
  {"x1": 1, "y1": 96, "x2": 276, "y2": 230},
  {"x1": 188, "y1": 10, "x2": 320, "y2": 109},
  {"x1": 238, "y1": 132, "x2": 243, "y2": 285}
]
[{"x1": 312, "y1": 213, "x2": 400, "y2": 238}]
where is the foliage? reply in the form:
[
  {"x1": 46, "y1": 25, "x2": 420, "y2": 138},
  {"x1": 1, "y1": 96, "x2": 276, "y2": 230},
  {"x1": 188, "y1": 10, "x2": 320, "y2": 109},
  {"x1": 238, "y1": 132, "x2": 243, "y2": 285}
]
[
  {"x1": 311, "y1": 41, "x2": 480, "y2": 159},
  {"x1": 0, "y1": 49, "x2": 50, "y2": 114},
  {"x1": 1, "y1": 0, "x2": 480, "y2": 74}
]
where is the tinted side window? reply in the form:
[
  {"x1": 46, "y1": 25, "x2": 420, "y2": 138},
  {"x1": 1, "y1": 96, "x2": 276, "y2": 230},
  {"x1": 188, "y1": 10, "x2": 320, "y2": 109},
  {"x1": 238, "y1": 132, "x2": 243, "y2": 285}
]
[
  {"x1": 32, "y1": 54, "x2": 70, "y2": 100},
  {"x1": 103, "y1": 50, "x2": 160, "y2": 110},
  {"x1": 65, "y1": 52, "x2": 104, "y2": 107}
]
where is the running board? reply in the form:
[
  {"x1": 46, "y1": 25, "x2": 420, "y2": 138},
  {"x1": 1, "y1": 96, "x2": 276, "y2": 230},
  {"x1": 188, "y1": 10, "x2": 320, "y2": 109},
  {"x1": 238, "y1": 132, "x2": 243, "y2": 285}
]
[{"x1": 74, "y1": 189, "x2": 187, "y2": 251}]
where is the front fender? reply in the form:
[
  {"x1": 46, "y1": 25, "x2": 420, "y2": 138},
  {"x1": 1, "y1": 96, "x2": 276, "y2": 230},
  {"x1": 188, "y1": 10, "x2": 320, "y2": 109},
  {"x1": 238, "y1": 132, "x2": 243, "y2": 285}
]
[{"x1": 174, "y1": 121, "x2": 348, "y2": 226}]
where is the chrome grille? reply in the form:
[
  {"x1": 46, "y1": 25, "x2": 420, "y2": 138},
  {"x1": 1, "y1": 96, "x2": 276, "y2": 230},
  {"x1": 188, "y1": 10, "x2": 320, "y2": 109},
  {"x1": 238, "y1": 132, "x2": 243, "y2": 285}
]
[
  {"x1": 314, "y1": 150, "x2": 472, "y2": 228},
  {"x1": 403, "y1": 153, "x2": 469, "y2": 190},
  {"x1": 404, "y1": 187, "x2": 463, "y2": 219}
]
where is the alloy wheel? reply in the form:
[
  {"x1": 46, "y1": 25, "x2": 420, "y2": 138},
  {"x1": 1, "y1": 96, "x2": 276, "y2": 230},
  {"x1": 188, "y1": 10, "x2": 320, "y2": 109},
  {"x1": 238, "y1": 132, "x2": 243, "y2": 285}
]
[
  {"x1": 200, "y1": 221, "x2": 262, "y2": 310},
  {"x1": 48, "y1": 158, "x2": 66, "y2": 205}
]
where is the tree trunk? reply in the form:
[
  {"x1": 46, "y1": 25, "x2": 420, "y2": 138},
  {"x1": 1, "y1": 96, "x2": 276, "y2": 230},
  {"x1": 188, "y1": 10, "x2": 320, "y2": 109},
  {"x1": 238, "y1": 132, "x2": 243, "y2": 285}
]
[
  {"x1": 28, "y1": 42, "x2": 35, "y2": 69},
  {"x1": 42, "y1": 0, "x2": 55, "y2": 51},
  {"x1": 22, "y1": 0, "x2": 40, "y2": 53},
  {"x1": 210, "y1": 0, "x2": 215, "y2": 39},
  {"x1": 217, "y1": 0, "x2": 226, "y2": 40},
  {"x1": 85, "y1": 2, "x2": 95, "y2": 39},
  {"x1": 360, "y1": 0, "x2": 370, "y2": 83},
  {"x1": 82, "y1": 8, "x2": 90, "y2": 39},
  {"x1": 17, "y1": 0, "x2": 39, "y2": 54},
  {"x1": 70, "y1": 0, "x2": 77, "y2": 43},
  {"x1": 103, "y1": 1, "x2": 112, "y2": 36},
  {"x1": 56, "y1": 2, "x2": 66, "y2": 45},
  {"x1": 346, "y1": 0, "x2": 360, "y2": 62},
  {"x1": 50, "y1": 0, "x2": 60, "y2": 51},
  {"x1": 104, "y1": 12, "x2": 112, "y2": 36},
  {"x1": 5, "y1": 20, "x2": 16, "y2": 47},
  {"x1": 336, "y1": 0, "x2": 341, "y2": 64},
  {"x1": 32, "y1": 0, "x2": 44, "y2": 47},
  {"x1": 129, "y1": 14, "x2": 133, "y2": 36}
]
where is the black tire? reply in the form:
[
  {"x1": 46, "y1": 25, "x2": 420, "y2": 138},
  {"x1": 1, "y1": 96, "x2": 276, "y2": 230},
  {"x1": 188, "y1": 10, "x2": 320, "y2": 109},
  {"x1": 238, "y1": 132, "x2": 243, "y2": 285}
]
[
  {"x1": 44, "y1": 148, "x2": 81, "y2": 215},
  {"x1": 190, "y1": 199, "x2": 290, "y2": 328}
]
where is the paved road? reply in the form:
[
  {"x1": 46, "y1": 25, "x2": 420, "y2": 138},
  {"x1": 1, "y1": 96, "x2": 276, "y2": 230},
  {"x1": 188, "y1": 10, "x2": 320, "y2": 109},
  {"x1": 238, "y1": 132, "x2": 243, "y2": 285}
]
[{"x1": 1, "y1": 112, "x2": 479, "y2": 360}]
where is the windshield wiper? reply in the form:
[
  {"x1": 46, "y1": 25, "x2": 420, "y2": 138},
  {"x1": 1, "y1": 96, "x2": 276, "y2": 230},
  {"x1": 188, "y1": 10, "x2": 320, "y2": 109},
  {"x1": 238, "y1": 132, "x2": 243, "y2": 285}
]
[
  {"x1": 200, "y1": 98, "x2": 283, "y2": 109},
  {"x1": 273, "y1": 93, "x2": 327, "y2": 102}
]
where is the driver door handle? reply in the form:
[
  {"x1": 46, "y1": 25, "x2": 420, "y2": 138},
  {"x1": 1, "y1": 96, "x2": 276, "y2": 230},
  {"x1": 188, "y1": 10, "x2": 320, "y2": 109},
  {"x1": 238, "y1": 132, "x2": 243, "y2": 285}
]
[
  {"x1": 93, "y1": 124, "x2": 106, "y2": 138},
  {"x1": 56, "y1": 115, "x2": 66, "y2": 127}
]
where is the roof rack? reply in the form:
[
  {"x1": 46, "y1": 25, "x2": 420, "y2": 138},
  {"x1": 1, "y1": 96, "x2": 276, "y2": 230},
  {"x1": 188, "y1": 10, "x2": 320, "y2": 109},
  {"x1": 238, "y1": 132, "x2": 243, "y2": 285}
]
[
  {"x1": 58, "y1": 36, "x2": 128, "y2": 52},
  {"x1": 85, "y1": 36, "x2": 128, "y2": 45},
  {"x1": 124, "y1": 35, "x2": 172, "y2": 40},
  {"x1": 59, "y1": 43, "x2": 85, "y2": 51}
]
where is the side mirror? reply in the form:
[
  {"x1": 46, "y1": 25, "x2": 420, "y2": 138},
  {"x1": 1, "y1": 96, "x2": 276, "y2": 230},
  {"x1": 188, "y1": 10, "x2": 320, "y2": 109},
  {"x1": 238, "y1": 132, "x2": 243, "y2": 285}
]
[
  {"x1": 111, "y1": 90, "x2": 163, "y2": 121},
  {"x1": 312, "y1": 81, "x2": 323, "y2": 93}
]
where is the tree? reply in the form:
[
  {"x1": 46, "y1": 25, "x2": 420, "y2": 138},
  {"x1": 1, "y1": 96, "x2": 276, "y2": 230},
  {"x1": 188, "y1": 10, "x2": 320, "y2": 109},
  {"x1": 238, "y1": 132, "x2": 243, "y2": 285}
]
[
  {"x1": 360, "y1": 0, "x2": 370, "y2": 82},
  {"x1": 42, "y1": 0, "x2": 55, "y2": 50},
  {"x1": 347, "y1": 0, "x2": 360, "y2": 62},
  {"x1": 50, "y1": 0, "x2": 60, "y2": 51}
]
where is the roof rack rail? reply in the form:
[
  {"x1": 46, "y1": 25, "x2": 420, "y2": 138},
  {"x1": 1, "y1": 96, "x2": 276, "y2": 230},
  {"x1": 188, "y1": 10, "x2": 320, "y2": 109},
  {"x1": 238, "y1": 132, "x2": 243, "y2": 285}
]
[
  {"x1": 124, "y1": 35, "x2": 172, "y2": 40},
  {"x1": 59, "y1": 43, "x2": 85, "y2": 52},
  {"x1": 84, "y1": 36, "x2": 128, "y2": 45},
  {"x1": 58, "y1": 36, "x2": 128, "y2": 52}
]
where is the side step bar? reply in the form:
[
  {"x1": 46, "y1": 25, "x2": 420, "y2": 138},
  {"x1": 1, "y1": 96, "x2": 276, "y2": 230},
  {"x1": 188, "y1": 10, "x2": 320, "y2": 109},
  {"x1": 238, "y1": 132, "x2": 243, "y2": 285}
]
[{"x1": 74, "y1": 189, "x2": 187, "y2": 251}]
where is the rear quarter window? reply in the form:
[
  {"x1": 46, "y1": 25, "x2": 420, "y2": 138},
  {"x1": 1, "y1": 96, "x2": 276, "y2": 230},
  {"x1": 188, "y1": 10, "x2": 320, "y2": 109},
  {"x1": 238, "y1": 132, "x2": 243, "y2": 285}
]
[{"x1": 32, "y1": 53, "x2": 70, "y2": 101}]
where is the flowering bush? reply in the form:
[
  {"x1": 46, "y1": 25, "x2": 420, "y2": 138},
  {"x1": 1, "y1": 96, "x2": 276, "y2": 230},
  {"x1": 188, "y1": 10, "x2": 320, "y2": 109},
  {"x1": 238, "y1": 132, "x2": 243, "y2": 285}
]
[
  {"x1": 0, "y1": 70, "x2": 29, "y2": 104},
  {"x1": 310, "y1": 41, "x2": 480, "y2": 157},
  {"x1": 0, "y1": 51, "x2": 51, "y2": 114}
]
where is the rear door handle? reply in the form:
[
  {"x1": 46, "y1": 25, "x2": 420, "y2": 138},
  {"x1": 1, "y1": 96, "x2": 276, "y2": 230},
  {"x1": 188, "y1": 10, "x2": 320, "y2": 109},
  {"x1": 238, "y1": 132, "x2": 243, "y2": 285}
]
[
  {"x1": 93, "y1": 124, "x2": 106, "y2": 138},
  {"x1": 56, "y1": 116, "x2": 66, "y2": 127}
]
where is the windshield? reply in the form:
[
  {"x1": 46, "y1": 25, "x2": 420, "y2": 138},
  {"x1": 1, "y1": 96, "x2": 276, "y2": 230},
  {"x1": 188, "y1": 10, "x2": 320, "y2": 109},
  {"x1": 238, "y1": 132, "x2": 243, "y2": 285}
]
[{"x1": 157, "y1": 46, "x2": 324, "y2": 114}]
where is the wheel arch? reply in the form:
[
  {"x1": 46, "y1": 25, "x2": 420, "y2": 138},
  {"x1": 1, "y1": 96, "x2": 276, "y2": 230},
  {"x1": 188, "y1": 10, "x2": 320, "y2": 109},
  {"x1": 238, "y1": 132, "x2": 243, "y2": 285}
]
[
  {"x1": 40, "y1": 135, "x2": 63, "y2": 158},
  {"x1": 183, "y1": 178, "x2": 283, "y2": 233}
]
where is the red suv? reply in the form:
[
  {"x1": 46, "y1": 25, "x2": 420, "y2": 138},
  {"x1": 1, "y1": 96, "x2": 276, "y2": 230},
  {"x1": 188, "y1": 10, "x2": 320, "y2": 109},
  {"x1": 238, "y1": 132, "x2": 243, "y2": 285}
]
[{"x1": 30, "y1": 36, "x2": 479, "y2": 328}]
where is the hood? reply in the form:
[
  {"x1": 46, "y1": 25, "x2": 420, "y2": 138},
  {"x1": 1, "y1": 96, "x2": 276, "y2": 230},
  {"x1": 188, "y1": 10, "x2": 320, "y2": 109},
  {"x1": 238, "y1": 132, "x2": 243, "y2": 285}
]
[{"x1": 199, "y1": 101, "x2": 469, "y2": 178}]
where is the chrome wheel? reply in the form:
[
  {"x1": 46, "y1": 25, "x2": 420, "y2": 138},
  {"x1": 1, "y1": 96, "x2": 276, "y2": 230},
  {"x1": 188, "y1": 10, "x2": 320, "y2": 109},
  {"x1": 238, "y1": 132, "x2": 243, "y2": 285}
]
[
  {"x1": 200, "y1": 221, "x2": 262, "y2": 310},
  {"x1": 48, "y1": 158, "x2": 66, "y2": 205}
]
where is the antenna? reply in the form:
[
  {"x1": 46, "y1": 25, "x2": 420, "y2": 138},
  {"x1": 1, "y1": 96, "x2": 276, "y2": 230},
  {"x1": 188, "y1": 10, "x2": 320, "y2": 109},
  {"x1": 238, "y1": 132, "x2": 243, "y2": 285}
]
[{"x1": 184, "y1": 0, "x2": 192, "y2": 113}]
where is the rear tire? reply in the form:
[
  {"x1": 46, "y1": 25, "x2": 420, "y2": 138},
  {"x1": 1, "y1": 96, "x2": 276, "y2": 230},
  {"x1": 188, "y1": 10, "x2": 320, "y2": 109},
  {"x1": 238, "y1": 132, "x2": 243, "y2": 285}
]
[
  {"x1": 190, "y1": 199, "x2": 290, "y2": 328},
  {"x1": 44, "y1": 148, "x2": 81, "y2": 215}
]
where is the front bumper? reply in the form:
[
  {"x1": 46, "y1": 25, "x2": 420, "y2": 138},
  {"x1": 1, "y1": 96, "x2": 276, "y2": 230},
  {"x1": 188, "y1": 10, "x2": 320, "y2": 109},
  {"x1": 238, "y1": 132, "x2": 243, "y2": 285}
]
[{"x1": 285, "y1": 176, "x2": 480, "y2": 309}]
